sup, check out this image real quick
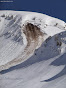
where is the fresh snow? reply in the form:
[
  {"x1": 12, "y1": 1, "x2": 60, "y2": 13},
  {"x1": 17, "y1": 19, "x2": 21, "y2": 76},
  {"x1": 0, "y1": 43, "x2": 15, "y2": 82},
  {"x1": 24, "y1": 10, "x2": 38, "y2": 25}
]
[{"x1": 0, "y1": 11, "x2": 66, "y2": 88}]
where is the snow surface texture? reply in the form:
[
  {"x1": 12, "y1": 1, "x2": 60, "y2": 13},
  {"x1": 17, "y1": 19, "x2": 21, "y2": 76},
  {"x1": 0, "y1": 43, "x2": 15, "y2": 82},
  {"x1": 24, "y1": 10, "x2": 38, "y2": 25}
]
[{"x1": 0, "y1": 11, "x2": 66, "y2": 88}]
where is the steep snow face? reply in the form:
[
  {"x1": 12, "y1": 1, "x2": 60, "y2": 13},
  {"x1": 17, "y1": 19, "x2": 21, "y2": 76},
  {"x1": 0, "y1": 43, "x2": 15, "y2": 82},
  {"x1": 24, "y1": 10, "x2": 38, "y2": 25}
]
[
  {"x1": 0, "y1": 11, "x2": 66, "y2": 71},
  {"x1": 0, "y1": 31, "x2": 66, "y2": 88},
  {"x1": 0, "y1": 11, "x2": 66, "y2": 88},
  {"x1": 0, "y1": 11, "x2": 66, "y2": 70},
  {"x1": 0, "y1": 14, "x2": 27, "y2": 66}
]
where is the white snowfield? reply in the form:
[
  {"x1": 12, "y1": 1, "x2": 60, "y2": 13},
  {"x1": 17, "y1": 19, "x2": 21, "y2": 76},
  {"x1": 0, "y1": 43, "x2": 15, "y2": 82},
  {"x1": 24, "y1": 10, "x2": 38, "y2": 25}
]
[{"x1": 0, "y1": 11, "x2": 66, "y2": 88}]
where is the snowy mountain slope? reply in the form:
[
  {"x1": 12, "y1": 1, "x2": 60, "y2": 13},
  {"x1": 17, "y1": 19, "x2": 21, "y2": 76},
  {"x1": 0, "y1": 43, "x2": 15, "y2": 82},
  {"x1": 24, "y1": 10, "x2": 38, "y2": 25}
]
[
  {"x1": 0, "y1": 31, "x2": 66, "y2": 88},
  {"x1": 0, "y1": 11, "x2": 66, "y2": 71},
  {"x1": 0, "y1": 11, "x2": 66, "y2": 88}
]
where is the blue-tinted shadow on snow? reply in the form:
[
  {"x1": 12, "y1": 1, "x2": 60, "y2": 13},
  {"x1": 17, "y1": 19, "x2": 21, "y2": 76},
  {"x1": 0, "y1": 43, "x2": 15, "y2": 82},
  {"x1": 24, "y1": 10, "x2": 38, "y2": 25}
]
[
  {"x1": 41, "y1": 53, "x2": 66, "y2": 82},
  {"x1": 0, "y1": 31, "x2": 66, "y2": 75},
  {"x1": 0, "y1": 15, "x2": 23, "y2": 45}
]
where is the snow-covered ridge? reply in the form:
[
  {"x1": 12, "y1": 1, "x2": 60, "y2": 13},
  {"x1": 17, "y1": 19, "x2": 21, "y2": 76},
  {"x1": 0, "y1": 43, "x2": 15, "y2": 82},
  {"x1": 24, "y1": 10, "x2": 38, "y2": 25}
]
[
  {"x1": 0, "y1": 31, "x2": 66, "y2": 88},
  {"x1": 0, "y1": 11, "x2": 66, "y2": 71}
]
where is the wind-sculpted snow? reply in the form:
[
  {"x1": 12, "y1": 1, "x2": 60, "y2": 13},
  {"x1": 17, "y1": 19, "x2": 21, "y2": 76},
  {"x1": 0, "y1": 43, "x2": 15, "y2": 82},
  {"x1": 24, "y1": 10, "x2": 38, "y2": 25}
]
[
  {"x1": 0, "y1": 31, "x2": 66, "y2": 88},
  {"x1": 0, "y1": 11, "x2": 66, "y2": 88}
]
